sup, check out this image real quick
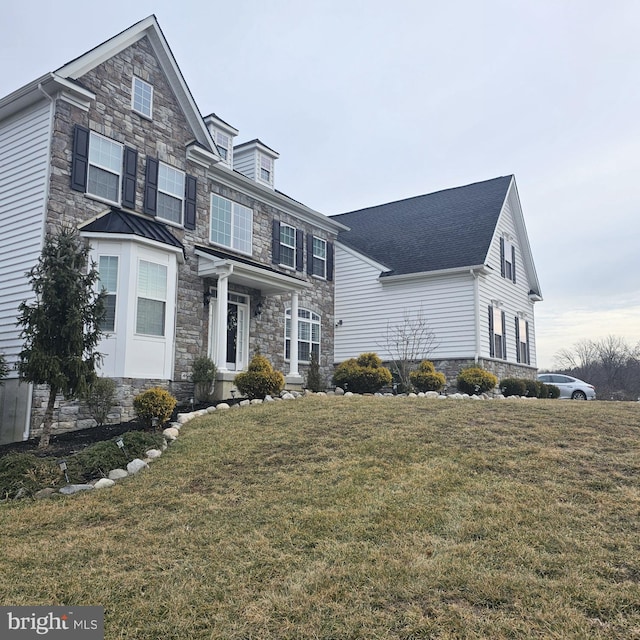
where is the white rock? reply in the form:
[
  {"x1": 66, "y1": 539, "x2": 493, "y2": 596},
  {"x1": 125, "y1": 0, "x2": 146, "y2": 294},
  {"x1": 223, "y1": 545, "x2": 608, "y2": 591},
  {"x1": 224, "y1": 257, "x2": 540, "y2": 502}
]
[
  {"x1": 59, "y1": 484, "x2": 94, "y2": 495},
  {"x1": 163, "y1": 427, "x2": 180, "y2": 441},
  {"x1": 206, "y1": 406, "x2": 216, "y2": 413},
  {"x1": 108, "y1": 469, "x2": 128, "y2": 480},
  {"x1": 127, "y1": 459, "x2": 149, "y2": 475},
  {"x1": 315, "y1": 392, "x2": 327, "y2": 397},
  {"x1": 438, "y1": 394, "x2": 448, "y2": 400},
  {"x1": 93, "y1": 478, "x2": 115, "y2": 490},
  {"x1": 344, "y1": 391, "x2": 354, "y2": 397},
  {"x1": 408, "y1": 393, "x2": 418, "y2": 398},
  {"x1": 264, "y1": 395, "x2": 274, "y2": 402},
  {"x1": 240, "y1": 399, "x2": 250, "y2": 407},
  {"x1": 250, "y1": 398, "x2": 263, "y2": 405},
  {"x1": 417, "y1": 392, "x2": 425, "y2": 398},
  {"x1": 145, "y1": 448, "x2": 162, "y2": 459},
  {"x1": 176, "y1": 413, "x2": 191, "y2": 424},
  {"x1": 196, "y1": 409, "x2": 208, "y2": 416},
  {"x1": 426, "y1": 391, "x2": 440, "y2": 399},
  {"x1": 334, "y1": 387, "x2": 345, "y2": 396},
  {"x1": 216, "y1": 402, "x2": 230, "y2": 410},
  {"x1": 281, "y1": 392, "x2": 295, "y2": 400},
  {"x1": 169, "y1": 421, "x2": 182, "y2": 430}
]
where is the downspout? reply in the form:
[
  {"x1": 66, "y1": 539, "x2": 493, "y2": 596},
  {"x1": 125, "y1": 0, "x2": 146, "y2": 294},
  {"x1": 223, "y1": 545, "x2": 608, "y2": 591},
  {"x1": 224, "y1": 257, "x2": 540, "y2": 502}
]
[{"x1": 471, "y1": 269, "x2": 481, "y2": 364}]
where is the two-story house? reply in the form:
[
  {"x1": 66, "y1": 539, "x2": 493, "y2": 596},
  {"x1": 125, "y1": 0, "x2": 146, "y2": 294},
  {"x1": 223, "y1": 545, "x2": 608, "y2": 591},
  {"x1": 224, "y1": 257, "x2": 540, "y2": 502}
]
[
  {"x1": 331, "y1": 175, "x2": 543, "y2": 385},
  {"x1": 0, "y1": 15, "x2": 345, "y2": 444}
]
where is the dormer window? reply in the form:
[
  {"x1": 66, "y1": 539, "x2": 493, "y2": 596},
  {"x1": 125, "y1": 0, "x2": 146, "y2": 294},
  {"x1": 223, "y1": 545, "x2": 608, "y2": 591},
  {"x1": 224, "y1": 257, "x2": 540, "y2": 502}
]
[
  {"x1": 214, "y1": 131, "x2": 230, "y2": 162},
  {"x1": 204, "y1": 114, "x2": 238, "y2": 168},
  {"x1": 260, "y1": 154, "x2": 273, "y2": 183},
  {"x1": 132, "y1": 77, "x2": 153, "y2": 119},
  {"x1": 232, "y1": 139, "x2": 279, "y2": 188}
]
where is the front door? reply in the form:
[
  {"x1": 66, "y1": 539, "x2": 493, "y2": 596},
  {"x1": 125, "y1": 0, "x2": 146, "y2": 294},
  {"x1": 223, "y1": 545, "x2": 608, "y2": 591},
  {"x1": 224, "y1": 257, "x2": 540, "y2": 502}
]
[{"x1": 209, "y1": 292, "x2": 248, "y2": 371}]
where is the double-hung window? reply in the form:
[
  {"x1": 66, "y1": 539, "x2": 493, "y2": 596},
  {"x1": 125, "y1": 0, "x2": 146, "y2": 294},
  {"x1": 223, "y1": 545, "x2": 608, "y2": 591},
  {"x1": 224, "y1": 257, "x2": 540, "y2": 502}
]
[
  {"x1": 157, "y1": 163, "x2": 185, "y2": 225},
  {"x1": 279, "y1": 224, "x2": 296, "y2": 268},
  {"x1": 489, "y1": 305, "x2": 506, "y2": 360},
  {"x1": 516, "y1": 317, "x2": 530, "y2": 364},
  {"x1": 214, "y1": 131, "x2": 231, "y2": 163},
  {"x1": 311, "y1": 237, "x2": 327, "y2": 278},
  {"x1": 132, "y1": 77, "x2": 153, "y2": 118},
  {"x1": 500, "y1": 237, "x2": 516, "y2": 283},
  {"x1": 98, "y1": 256, "x2": 118, "y2": 332},
  {"x1": 210, "y1": 194, "x2": 253, "y2": 254},
  {"x1": 259, "y1": 154, "x2": 273, "y2": 184},
  {"x1": 285, "y1": 308, "x2": 320, "y2": 362},
  {"x1": 87, "y1": 132, "x2": 123, "y2": 203},
  {"x1": 136, "y1": 260, "x2": 167, "y2": 336}
]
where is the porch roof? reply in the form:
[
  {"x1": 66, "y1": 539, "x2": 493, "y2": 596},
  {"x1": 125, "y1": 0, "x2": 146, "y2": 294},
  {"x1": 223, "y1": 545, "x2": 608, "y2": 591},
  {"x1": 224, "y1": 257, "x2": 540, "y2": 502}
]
[{"x1": 195, "y1": 245, "x2": 311, "y2": 295}]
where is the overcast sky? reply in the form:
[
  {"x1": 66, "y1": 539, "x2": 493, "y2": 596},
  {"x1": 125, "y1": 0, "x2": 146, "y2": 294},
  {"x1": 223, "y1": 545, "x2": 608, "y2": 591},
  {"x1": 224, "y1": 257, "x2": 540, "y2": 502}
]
[{"x1": 2, "y1": 0, "x2": 638, "y2": 370}]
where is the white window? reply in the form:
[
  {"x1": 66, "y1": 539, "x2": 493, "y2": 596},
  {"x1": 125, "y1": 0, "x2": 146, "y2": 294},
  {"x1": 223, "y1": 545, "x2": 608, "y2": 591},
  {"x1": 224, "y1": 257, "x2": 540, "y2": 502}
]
[
  {"x1": 279, "y1": 224, "x2": 296, "y2": 268},
  {"x1": 285, "y1": 308, "x2": 320, "y2": 362},
  {"x1": 214, "y1": 131, "x2": 231, "y2": 163},
  {"x1": 517, "y1": 317, "x2": 529, "y2": 364},
  {"x1": 136, "y1": 260, "x2": 167, "y2": 336},
  {"x1": 98, "y1": 256, "x2": 118, "y2": 332},
  {"x1": 210, "y1": 194, "x2": 253, "y2": 254},
  {"x1": 157, "y1": 163, "x2": 185, "y2": 225},
  {"x1": 132, "y1": 77, "x2": 153, "y2": 118},
  {"x1": 311, "y1": 237, "x2": 327, "y2": 278},
  {"x1": 259, "y1": 154, "x2": 273, "y2": 183},
  {"x1": 490, "y1": 305, "x2": 506, "y2": 360},
  {"x1": 88, "y1": 132, "x2": 123, "y2": 203}
]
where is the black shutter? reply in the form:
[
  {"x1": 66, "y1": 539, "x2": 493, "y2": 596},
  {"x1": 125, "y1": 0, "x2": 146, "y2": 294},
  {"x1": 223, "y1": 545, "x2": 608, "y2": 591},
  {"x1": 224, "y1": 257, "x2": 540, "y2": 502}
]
[
  {"x1": 500, "y1": 237, "x2": 505, "y2": 278},
  {"x1": 143, "y1": 157, "x2": 159, "y2": 215},
  {"x1": 326, "y1": 241, "x2": 334, "y2": 281},
  {"x1": 488, "y1": 306, "x2": 495, "y2": 358},
  {"x1": 184, "y1": 175, "x2": 197, "y2": 230},
  {"x1": 121, "y1": 147, "x2": 138, "y2": 209},
  {"x1": 525, "y1": 321, "x2": 531, "y2": 365},
  {"x1": 272, "y1": 220, "x2": 280, "y2": 264},
  {"x1": 515, "y1": 317, "x2": 521, "y2": 363},
  {"x1": 307, "y1": 234, "x2": 314, "y2": 275},
  {"x1": 511, "y1": 245, "x2": 517, "y2": 283},
  {"x1": 501, "y1": 311, "x2": 507, "y2": 360},
  {"x1": 296, "y1": 229, "x2": 304, "y2": 271},
  {"x1": 70, "y1": 125, "x2": 90, "y2": 192}
]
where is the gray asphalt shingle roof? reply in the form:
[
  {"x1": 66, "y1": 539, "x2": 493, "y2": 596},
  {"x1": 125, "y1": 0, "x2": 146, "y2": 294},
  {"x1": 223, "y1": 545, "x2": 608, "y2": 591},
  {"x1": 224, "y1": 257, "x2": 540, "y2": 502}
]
[{"x1": 331, "y1": 176, "x2": 513, "y2": 277}]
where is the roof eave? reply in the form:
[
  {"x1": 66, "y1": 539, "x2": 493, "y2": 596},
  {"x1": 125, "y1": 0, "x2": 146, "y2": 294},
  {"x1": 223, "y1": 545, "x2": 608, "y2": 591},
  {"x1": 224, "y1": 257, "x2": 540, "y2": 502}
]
[{"x1": 379, "y1": 264, "x2": 490, "y2": 283}]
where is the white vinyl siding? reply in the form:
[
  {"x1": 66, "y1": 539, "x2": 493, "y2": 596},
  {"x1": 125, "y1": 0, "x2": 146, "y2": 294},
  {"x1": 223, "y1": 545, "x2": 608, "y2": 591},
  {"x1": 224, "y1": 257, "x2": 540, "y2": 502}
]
[
  {"x1": 0, "y1": 101, "x2": 51, "y2": 372},
  {"x1": 334, "y1": 245, "x2": 476, "y2": 363}
]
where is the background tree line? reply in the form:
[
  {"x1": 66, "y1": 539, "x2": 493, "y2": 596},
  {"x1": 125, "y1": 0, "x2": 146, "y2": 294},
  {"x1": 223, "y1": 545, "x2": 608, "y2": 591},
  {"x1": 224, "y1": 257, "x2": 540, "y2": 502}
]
[{"x1": 552, "y1": 335, "x2": 640, "y2": 400}]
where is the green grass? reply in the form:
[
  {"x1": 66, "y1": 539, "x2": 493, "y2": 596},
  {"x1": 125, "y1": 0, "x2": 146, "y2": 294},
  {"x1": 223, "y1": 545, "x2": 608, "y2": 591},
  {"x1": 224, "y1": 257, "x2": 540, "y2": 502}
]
[{"x1": 1, "y1": 397, "x2": 639, "y2": 639}]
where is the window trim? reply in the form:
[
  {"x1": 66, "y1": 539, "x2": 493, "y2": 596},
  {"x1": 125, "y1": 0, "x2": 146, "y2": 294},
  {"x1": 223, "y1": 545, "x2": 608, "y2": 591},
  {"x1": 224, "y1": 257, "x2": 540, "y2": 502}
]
[
  {"x1": 285, "y1": 307, "x2": 321, "y2": 364},
  {"x1": 258, "y1": 153, "x2": 273, "y2": 185},
  {"x1": 210, "y1": 193, "x2": 253, "y2": 255},
  {"x1": 279, "y1": 223, "x2": 296, "y2": 269},
  {"x1": 98, "y1": 255, "x2": 119, "y2": 333},
  {"x1": 489, "y1": 305, "x2": 507, "y2": 360},
  {"x1": 132, "y1": 77, "x2": 153, "y2": 119},
  {"x1": 310, "y1": 236, "x2": 327, "y2": 279},
  {"x1": 87, "y1": 131, "x2": 123, "y2": 205}
]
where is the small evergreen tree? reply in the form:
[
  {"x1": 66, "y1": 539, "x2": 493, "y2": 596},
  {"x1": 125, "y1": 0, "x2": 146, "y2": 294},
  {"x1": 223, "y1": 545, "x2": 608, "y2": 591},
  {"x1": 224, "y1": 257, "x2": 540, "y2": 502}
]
[
  {"x1": 306, "y1": 350, "x2": 324, "y2": 392},
  {"x1": 16, "y1": 227, "x2": 105, "y2": 448}
]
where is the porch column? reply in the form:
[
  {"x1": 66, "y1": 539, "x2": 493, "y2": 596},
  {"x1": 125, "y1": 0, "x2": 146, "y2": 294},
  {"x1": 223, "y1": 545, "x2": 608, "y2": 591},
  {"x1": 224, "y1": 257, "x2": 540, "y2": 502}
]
[
  {"x1": 215, "y1": 266, "x2": 232, "y2": 372},
  {"x1": 289, "y1": 291, "x2": 299, "y2": 377}
]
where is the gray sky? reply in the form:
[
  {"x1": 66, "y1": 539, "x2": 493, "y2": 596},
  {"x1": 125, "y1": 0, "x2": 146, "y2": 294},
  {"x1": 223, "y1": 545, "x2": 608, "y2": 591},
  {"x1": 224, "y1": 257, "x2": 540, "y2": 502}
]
[{"x1": 2, "y1": 0, "x2": 639, "y2": 369}]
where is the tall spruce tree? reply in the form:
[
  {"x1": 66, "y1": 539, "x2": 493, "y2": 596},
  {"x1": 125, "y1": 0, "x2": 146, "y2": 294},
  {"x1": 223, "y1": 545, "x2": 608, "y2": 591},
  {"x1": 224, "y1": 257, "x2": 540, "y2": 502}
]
[{"x1": 16, "y1": 227, "x2": 105, "y2": 448}]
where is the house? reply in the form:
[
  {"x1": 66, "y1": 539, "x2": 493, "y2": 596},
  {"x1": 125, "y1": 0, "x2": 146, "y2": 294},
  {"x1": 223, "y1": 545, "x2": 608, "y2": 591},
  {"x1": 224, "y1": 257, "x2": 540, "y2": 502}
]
[
  {"x1": 0, "y1": 15, "x2": 345, "y2": 444},
  {"x1": 331, "y1": 175, "x2": 543, "y2": 385}
]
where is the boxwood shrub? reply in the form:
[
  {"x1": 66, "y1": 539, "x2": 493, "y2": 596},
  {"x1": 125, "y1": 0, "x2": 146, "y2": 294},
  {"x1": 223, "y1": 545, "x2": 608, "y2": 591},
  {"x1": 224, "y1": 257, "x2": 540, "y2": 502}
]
[
  {"x1": 332, "y1": 353, "x2": 392, "y2": 394},
  {"x1": 457, "y1": 367, "x2": 498, "y2": 395},
  {"x1": 234, "y1": 354, "x2": 285, "y2": 399},
  {"x1": 409, "y1": 360, "x2": 446, "y2": 393}
]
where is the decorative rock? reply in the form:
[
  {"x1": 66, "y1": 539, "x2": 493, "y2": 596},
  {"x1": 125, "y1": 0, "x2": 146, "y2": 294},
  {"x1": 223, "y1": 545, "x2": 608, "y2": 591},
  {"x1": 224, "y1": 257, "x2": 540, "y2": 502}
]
[
  {"x1": 169, "y1": 421, "x2": 182, "y2": 430},
  {"x1": 426, "y1": 391, "x2": 439, "y2": 399},
  {"x1": 196, "y1": 409, "x2": 208, "y2": 417},
  {"x1": 163, "y1": 427, "x2": 180, "y2": 441},
  {"x1": 93, "y1": 478, "x2": 115, "y2": 490},
  {"x1": 216, "y1": 403, "x2": 230, "y2": 410},
  {"x1": 315, "y1": 392, "x2": 327, "y2": 397},
  {"x1": 344, "y1": 391, "x2": 354, "y2": 397},
  {"x1": 250, "y1": 398, "x2": 263, "y2": 405},
  {"x1": 108, "y1": 469, "x2": 128, "y2": 480},
  {"x1": 417, "y1": 392, "x2": 425, "y2": 398},
  {"x1": 437, "y1": 394, "x2": 448, "y2": 400},
  {"x1": 408, "y1": 393, "x2": 418, "y2": 398},
  {"x1": 177, "y1": 413, "x2": 191, "y2": 424},
  {"x1": 145, "y1": 449, "x2": 162, "y2": 459},
  {"x1": 448, "y1": 393, "x2": 463, "y2": 400},
  {"x1": 264, "y1": 395, "x2": 274, "y2": 402},
  {"x1": 59, "y1": 484, "x2": 94, "y2": 495},
  {"x1": 281, "y1": 392, "x2": 295, "y2": 400},
  {"x1": 240, "y1": 399, "x2": 250, "y2": 407},
  {"x1": 334, "y1": 387, "x2": 345, "y2": 396},
  {"x1": 206, "y1": 406, "x2": 216, "y2": 413},
  {"x1": 231, "y1": 404, "x2": 240, "y2": 409},
  {"x1": 34, "y1": 487, "x2": 57, "y2": 500},
  {"x1": 127, "y1": 459, "x2": 148, "y2": 475}
]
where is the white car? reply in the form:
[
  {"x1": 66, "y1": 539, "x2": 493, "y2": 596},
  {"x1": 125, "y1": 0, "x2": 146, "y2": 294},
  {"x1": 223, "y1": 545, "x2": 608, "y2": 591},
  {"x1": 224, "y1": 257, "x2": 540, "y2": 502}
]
[{"x1": 537, "y1": 374, "x2": 596, "y2": 400}]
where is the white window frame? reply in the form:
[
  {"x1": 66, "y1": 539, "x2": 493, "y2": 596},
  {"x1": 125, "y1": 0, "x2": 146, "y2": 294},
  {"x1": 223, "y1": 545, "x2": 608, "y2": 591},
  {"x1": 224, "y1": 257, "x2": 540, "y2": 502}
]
[
  {"x1": 87, "y1": 132, "x2": 123, "y2": 204},
  {"x1": 259, "y1": 154, "x2": 273, "y2": 184},
  {"x1": 132, "y1": 77, "x2": 153, "y2": 119},
  {"x1": 210, "y1": 194, "x2": 253, "y2": 255},
  {"x1": 279, "y1": 223, "x2": 296, "y2": 269},
  {"x1": 492, "y1": 306, "x2": 505, "y2": 360},
  {"x1": 98, "y1": 255, "x2": 119, "y2": 333},
  {"x1": 285, "y1": 308, "x2": 320, "y2": 363},
  {"x1": 136, "y1": 260, "x2": 167, "y2": 337},
  {"x1": 518, "y1": 317, "x2": 529, "y2": 364},
  {"x1": 214, "y1": 131, "x2": 231, "y2": 164},
  {"x1": 311, "y1": 237, "x2": 327, "y2": 278},
  {"x1": 156, "y1": 163, "x2": 185, "y2": 226}
]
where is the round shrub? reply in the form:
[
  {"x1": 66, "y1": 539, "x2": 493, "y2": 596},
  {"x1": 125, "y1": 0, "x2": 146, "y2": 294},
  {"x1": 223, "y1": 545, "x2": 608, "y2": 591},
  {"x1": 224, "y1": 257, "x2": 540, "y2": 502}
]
[
  {"x1": 332, "y1": 352, "x2": 392, "y2": 394},
  {"x1": 523, "y1": 379, "x2": 540, "y2": 398},
  {"x1": 500, "y1": 377, "x2": 527, "y2": 397},
  {"x1": 133, "y1": 387, "x2": 177, "y2": 428},
  {"x1": 234, "y1": 354, "x2": 285, "y2": 400},
  {"x1": 544, "y1": 384, "x2": 561, "y2": 399},
  {"x1": 457, "y1": 367, "x2": 498, "y2": 395},
  {"x1": 410, "y1": 360, "x2": 446, "y2": 392}
]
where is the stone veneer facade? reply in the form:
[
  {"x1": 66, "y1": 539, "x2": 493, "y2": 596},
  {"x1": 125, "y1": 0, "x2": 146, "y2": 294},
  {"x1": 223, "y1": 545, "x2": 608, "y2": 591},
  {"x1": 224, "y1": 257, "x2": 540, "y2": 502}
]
[{"x1": 27, "y1": 35, "x2": 337, "y2": 436}]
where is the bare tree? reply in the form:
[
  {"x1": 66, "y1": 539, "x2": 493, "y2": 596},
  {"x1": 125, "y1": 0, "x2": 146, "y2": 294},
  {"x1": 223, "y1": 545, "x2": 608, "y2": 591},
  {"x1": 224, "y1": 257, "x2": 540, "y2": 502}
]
[{"x1": 378, "y1": 307, "x2": 439, "y2": 392}]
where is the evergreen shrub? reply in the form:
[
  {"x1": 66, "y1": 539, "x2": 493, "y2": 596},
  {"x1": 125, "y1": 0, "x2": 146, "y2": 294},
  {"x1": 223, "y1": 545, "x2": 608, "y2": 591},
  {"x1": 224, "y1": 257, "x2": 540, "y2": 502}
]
[
  {"x1": 82, "y1": 377, "x2": 117, "y2": 427},
  {"x1": 133, "y1": 387, "x2": 177, "y2": 428},
  {"x1": 191, "y1": 356, "x2": 217, "y2": 402},
  {"x1": 332, "y1": 353, "x2": 392, "y2": 394},
  {"x1": 457, "y1": 367, "x2": 498, "y2": 395},
  {"x1": 409, "y1": 360, "x2": 446, "y2": 392},
  {"x1": 234, "y1": 354, "x2": 285, "y2": 399},
  {"x1": 500, "y1": 377, "x2": 527, "y2": 397},
  {"x1": 0, "y1": 453, "x2": 62, "y2": 500}
]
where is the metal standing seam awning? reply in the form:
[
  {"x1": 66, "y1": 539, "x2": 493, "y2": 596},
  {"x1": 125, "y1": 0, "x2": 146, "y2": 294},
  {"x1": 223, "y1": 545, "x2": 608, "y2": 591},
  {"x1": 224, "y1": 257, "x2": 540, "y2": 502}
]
[{"x1": 194, "y1": 245, "x2": 311, "y2": 295}]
